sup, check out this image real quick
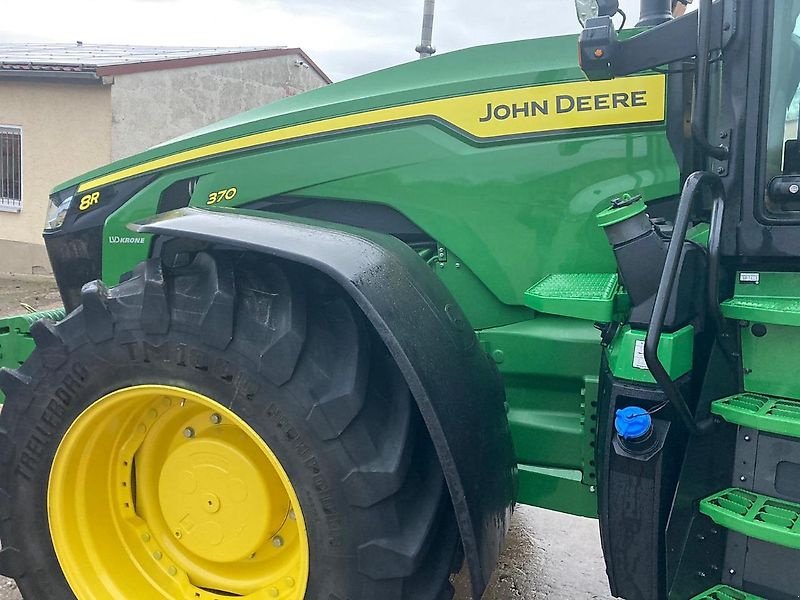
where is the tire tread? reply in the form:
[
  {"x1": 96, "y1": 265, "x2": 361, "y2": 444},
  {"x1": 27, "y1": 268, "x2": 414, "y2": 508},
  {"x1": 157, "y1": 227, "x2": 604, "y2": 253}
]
[{"x1": 0, "y1": 252, "x2": 460, "y2": 600}]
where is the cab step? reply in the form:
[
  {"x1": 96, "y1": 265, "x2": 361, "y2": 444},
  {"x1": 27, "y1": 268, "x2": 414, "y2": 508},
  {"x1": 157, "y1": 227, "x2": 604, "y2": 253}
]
[
  {"x1": 523, "y1": 272, "x2": 619, "y2": 321},
  {"x1": 690, "y1": 584, "x2": 765, "y2": 600},
  {"x1": 711, "y1": 393, "x2": 800, "y2": 438},
  {"x1": 700, "y1": 488, "x2": 800, "y2": 550}
]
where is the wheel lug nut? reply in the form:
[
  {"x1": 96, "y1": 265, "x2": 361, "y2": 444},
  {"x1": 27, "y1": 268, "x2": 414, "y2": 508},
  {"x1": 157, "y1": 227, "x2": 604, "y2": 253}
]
[
  {"x1": 153, "y1": 551, "x2": 163, "y2": 561},
  {"x1": 168, "y1": 566, "x2": 177, "y2": 576},
  {"x1": 183, "y1": 427, "x2": 195, "y2": 438},
  {"x1": 210, "y1": 413, "x2": 222, "y2": 425},
  {"x1": 268, "y1": 588, "x2": 279, "y2": 598},
  {"x1": 272, "y1": 536, "x2": 284, "y2": 548},
  {"x1": 288, "y1": 509, "x2": 296, "y2": 521}
]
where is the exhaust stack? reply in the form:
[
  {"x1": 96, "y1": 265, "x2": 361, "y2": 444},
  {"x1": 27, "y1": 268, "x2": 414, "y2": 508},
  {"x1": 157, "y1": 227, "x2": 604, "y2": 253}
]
[
  {"x1": 416, "y1": 0, "x2": 436, "y2": 59},
  {"x1": 637, "y1": 0, "x2": 673, "y2": 26}
]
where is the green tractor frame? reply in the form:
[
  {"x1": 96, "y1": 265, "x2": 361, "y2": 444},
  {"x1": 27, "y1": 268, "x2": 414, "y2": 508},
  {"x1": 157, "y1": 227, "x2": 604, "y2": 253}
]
[{"x1": 2, "y1": 0, "x2": 800, "y2": 598}]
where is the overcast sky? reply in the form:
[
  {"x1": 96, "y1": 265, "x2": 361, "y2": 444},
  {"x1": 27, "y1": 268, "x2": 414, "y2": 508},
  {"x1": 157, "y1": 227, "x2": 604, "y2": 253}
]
[{"x1": 1, "y1": 0, "x2": 647, "y2": 82}]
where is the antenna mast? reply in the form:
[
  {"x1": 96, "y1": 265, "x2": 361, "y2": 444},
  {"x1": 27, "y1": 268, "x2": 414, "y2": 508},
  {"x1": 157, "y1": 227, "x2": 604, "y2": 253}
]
[{"x1": 416, "y1": 0, "x2": 436, "y2": 59}]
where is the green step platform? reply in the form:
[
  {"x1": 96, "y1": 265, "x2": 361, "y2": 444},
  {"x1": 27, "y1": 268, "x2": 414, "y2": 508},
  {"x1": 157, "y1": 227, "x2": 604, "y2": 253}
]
[
  {"x1": 721, "y1": 272, "x2": 800, "y2": 327},
  {"x1": 524, "y1": 273, "x2": 619, "y2": 322},
  {"x1": 690, "y1": 585, "x2": 764, "y2": 600},
  {"x1": 711, "y1": 393, "x2": 800, "y2": 439},
  {"x1": 700, "y1": 488, "x2": 800, "y2": 550}
]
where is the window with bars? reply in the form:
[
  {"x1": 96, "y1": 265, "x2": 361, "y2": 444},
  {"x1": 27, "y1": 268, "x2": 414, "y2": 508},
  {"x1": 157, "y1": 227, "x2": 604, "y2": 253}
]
[{"x1": 0, "y1": 126, "x2": 22, "y2": 212}]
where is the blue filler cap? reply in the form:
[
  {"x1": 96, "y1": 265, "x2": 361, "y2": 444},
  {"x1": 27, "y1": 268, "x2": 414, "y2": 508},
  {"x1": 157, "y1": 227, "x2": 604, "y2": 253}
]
[{"x1": 615, "y1": 406, "x2": 652, "y2": 440}]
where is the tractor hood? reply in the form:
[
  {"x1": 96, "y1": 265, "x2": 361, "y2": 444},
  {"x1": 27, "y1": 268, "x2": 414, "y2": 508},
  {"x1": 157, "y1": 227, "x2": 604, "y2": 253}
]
[{"x1": 56, "y1": 34, "x2": 586, "y2": 194}]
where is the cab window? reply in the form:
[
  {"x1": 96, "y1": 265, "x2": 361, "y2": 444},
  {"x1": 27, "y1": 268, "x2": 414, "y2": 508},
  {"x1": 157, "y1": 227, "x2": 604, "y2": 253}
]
[{"x1": 765, "y1": 1, "x2": 800, "y2": 213}]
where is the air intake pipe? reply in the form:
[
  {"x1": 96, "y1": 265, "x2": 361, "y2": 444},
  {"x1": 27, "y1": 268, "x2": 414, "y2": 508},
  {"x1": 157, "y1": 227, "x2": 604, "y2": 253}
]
[
  {"x1": 596, "y1": 195, "x2": 667, "y2": 311},
  {"x1": 596, "y1": 193, "x2": 706, "y2": 332}
]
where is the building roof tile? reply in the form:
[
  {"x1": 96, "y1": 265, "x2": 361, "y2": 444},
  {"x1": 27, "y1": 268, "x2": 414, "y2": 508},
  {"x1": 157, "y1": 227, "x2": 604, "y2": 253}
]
[{"x1": 0, "y1": 43, "x2": 330, "y2": 82}]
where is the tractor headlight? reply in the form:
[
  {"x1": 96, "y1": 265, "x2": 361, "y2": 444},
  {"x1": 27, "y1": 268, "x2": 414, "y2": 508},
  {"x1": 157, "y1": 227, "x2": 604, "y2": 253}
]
[{"x1": 44, "y1": 191, "x2": 74, "y2": 231}]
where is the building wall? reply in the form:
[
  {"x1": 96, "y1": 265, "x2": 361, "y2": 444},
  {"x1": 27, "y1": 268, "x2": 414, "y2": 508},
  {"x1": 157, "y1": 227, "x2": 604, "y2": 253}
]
[
  {"x1": 0, "y1": 81, "x2": 112, "y2": 274},
  {"x1": 110, "y1": 53, "x2": 327, "y2": 161},
  {"x1": 0, "y1": 52, "x2": 327, "y2": 275}
]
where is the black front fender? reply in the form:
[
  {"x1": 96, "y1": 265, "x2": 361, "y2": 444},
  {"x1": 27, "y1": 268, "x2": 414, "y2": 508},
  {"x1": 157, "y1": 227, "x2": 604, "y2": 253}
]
[{"x1": 133, "y1": 207, "x2": 516, "y2": 598}]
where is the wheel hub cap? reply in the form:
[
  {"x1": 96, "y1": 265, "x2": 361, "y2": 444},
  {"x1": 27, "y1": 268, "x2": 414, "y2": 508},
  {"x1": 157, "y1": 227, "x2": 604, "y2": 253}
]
[
  {"x1": 159, "y1": 435, "x2": 286, "y2": 563},
  {"x1": 48, "y1": 385, "x2": 309, "y2": 599}
]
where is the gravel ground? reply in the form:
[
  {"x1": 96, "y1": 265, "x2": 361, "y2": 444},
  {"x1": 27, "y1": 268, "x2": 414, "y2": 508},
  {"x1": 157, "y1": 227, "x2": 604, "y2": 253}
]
[
  {"x1": 0, "y1": 276, "x2": 614, "y2": 600},
  {"x1": 0, "y1": 274, "x2": 61, "y2": 318},
  {"x1": 452, "y1": 506, "x2": 613, "y2": 600},
  {"x1": 0, "y1": 507, "x2": 613, "y2": 600},
  {"x1": 0, "y1": 579, "x2": 18, "y2": 600}
]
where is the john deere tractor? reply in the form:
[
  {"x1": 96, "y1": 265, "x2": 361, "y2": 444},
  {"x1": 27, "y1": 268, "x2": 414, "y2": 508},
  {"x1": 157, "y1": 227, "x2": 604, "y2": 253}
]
[{"x1": 1, "y1": 0, "x2": 799, "y2": 598}]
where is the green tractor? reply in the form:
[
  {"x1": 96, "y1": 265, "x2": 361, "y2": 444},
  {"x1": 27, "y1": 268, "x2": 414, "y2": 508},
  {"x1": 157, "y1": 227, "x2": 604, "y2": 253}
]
[{"x1": 1, "y1": 0, "x2": 799, "y2": 598}]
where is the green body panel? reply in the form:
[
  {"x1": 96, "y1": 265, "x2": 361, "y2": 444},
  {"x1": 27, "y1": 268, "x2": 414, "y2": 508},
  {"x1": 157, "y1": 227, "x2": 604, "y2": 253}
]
[
  {"x1": 712, "y1": 393, "x2": 800, "y2": 439},
  {"x1": 0, "y1": 309, "x2": 65, "y2": 404},
  {"x1": 433, "y1": 250, "x2": 534, "y2": 330},
  {"x1": 57, "y1": 35, "x2": 659, "y2": 193},
  {"x1": 101, "y1": 114, "x2": 678, "y2": 301},
  {"x1": 96, "y1": 34, "x2": 679, "y2": 302},
  {"x1": 517, "y1": 464, "x2": 597, "y2": 518},
  {"x1": 720, "y1": 272, "x2": 800, "y2": 400},
  {"x1": 740, "y1": 323, "x2": 800, "y2": 400},
  {"x1": 686, "y1": 222, "x2": 710, "y2": 246},
  {"x1": 700, "y1": 488, "x2": 800, "y2": 550},
  {"x1": 721, "y1": 272, "x2": 800, "y2": 327},
  {"x1": 478, "y1": 316, "x2": 601, "y2": 516},
  {"x1": 524, "y1": 273, "x2": 619, "y2": 322},
  {"x1": 607, "y1": 325, "x2": 694, "y2": 384},
  {"x1": 283, "y1": 128, "x2": 676, "y2": 308},
  {"x1": 690, "y1": 585, "x2": 765, "y2": 600},
  {"x1": 44, "y1": 33, "x2": 680, "y2": 515}
]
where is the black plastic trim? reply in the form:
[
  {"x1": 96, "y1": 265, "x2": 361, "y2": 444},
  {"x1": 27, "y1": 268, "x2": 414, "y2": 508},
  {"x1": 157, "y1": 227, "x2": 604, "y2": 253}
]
[
  {"x1": 44, "y1": 175, "x2": 157, "y2": 311},
  {"x1": 245, "y1": 196, "x2": 435, "y2": 246},
  {"x1": 692, "y1": 0, "x2": 730, "y2": 161},
  {"x1": 612, "y1": 5, "x2": 725, "y2": 78}
]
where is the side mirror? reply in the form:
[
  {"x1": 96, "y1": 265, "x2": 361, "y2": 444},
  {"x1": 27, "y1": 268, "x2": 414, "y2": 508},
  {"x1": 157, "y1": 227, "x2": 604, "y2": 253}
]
[{"x1": 575, "y1": 0, "x2": 620, "y2": 26}]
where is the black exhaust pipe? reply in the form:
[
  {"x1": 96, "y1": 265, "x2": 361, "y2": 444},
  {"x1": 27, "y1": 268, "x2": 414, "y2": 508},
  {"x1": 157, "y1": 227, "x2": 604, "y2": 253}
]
[{"x1": 637, "y1": 0, "x2": 672, "y2": 26}]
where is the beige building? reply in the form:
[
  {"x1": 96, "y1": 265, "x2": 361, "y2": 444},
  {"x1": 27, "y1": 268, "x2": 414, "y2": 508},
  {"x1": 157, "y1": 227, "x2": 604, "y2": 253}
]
[{"x1": 0, "y1": 43, "x2": 330, "y2": 274}]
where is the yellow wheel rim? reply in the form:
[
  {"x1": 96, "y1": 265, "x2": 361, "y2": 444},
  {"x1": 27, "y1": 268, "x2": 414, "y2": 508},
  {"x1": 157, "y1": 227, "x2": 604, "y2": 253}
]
[{"x1": 48, "y1": 385, "x2": 309, "y2": 599}]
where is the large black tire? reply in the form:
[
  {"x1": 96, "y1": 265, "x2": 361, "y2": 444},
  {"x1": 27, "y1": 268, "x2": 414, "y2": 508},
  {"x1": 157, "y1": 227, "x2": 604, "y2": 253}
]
[{"x1": 0, "y1": 252, "x2": 460, "y2": 599}]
